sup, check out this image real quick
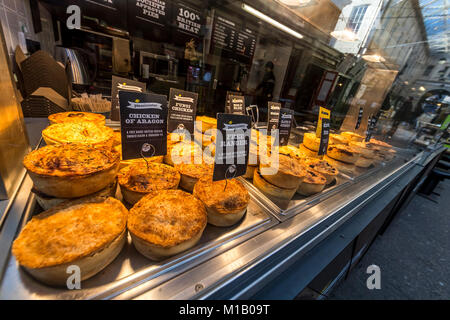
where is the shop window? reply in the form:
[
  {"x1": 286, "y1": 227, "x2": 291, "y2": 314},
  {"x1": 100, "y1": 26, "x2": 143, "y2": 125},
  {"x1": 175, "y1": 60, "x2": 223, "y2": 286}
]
[{"x1": 346, "y1": 5, "x2": 369, "y2": 33}]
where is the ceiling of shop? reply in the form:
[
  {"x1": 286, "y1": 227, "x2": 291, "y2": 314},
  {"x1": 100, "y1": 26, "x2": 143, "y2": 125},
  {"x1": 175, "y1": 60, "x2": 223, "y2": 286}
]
[{"x1": 420, "y1": 0, "x2": 449, "y2": 53}]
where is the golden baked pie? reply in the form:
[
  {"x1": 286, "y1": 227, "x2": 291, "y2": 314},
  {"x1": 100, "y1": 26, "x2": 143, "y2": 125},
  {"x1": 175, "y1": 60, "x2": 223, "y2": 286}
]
[
  {"x1": 193, "y1": 177, "x2": 249, "y2": 227},
  {"x1": 327, "y1": 144, "x2": 360, "y2": 164},
  {"x1": 128, "y1": 189, "x2": 207, "y2": 260},
  {"x1": 113, "y1": 143, "x2": 163, "y2": 169},
  {"x1": 323, "y1": 155, "x2": 355, "y2": 175},
  {"x1": 112, "y1": 130, "x2": 121, "y2": 147},
  {"x1": 348, "y1": 141, "x2": 375, "y2": 159},
  {"x1": 355, "y1": 156, "x2": 373, "y2": 168},
  {"x1": 118, "y1": 162, "x2": 180, "y2": 204},
  {"x1": 329, "y1": 133, "x2": 348, "y2": 145},
  {"x1": 23, "y1": 144, "x2": 120, "y2": 198},
  {"x1": 42, "y1": 122, "x2": 114, "y2": 147},
  {"x1": 34, "y1": 179, "x2": 117, "y2": 211},
  {"x1": 341, "y1": 131, "x2": 364, "y2": 142},
  {"x1": 369, "y1": 138, "x2": 392, "y2": 150},
  {"x1": 253, "y1": 169, "x2": 297, "y2": 201},
  {"x1": 297, "y1": 168, "x2": 327, "y2": 196},
  {"x1": 175, "y1": 162, "x2": 214, "y2": 192},
  {"x1": 260, "y1": 154, "x2": 307, "y2": 189},
  {"x1": 12, "y1": 196, "x2": 127, "y2": 285},
  {"x1": 196, "y1": 115, "x2": 217, "y2": 132},
  {"x1": 48, "y1": 111, "x2": 105, "y2": 125},
  {"x1": 303, "y1": 132, "x2": 321, "y2": 151},
  {"x1": 304, "y1": 158, "x2": 338, "y2": 184}
]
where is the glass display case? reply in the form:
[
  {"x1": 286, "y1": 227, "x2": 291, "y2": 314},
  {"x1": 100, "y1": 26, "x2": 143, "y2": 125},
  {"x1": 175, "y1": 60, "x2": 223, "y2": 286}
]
[{"x1": 0, "y1": 0, "x2": 448, "y2": 299}]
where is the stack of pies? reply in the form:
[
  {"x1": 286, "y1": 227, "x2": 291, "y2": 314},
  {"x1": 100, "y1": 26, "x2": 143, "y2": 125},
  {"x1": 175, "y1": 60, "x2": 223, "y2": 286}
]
[
  {"x1": 175, "y1": 162, "x2": 214, "y2": 192},
  {"x1": 24, "y1": 144, "x2": 120, "y2": 200},
  {"x1": 302, "y1": 132, "x2": 321, "y2": 152},
  {"x1": 118, "y1": 162, "x2": 180, "y2": 204},
  {"x1": 341, "y1": 131, "x2": 364, "y2": 142},
  {"x1": 48, "y1": 111, "x2": 106, "y2": 126},
  {"x1": 193, "y1": 177, "x2": 249, "y2": 227},
  {"x1": 128, "y1": 189, "x2": 207, "y2": 260},
  {"x1": 42, "y1": 122, "x2": 114, "y2": 147},
  {"x1": 304, "y1": 158, "x2": 338, "y2": 185},
  {"x1": 297, "y1": 168, "x2": 327, "y2": 196},
  {"x1": 348, "y1": 141, "x2": 375, "y2": 168},
  {"x1": 255, "y1": 154, "x2": 307, "y2": 201},
  {"x1": 12, "y1": 196, "x2": 127, "y2": 285},
  {"x1": 299, "y1": 143, "x2": 319, "y2": 158}
]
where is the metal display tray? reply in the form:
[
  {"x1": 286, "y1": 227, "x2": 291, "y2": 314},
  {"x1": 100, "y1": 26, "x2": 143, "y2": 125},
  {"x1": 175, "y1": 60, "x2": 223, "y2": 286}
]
[
  {"x1": 0, "y1": 180, "x2": 277, "y2": 300},
  {"x1": 240, "y1": 147, "x2": 416, "y2": 221}
]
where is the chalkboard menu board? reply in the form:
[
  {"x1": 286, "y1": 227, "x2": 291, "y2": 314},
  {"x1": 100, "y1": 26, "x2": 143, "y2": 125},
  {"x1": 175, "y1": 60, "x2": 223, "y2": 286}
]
[{"x1": 211, "y1": 14, "x2": 257, "y2": 58}]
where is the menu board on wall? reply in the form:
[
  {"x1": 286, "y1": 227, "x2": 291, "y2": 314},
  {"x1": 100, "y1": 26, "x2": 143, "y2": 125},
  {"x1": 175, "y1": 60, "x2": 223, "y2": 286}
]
[{"x1": 211, "y1": 14, "x2": 257, "y2": 58}]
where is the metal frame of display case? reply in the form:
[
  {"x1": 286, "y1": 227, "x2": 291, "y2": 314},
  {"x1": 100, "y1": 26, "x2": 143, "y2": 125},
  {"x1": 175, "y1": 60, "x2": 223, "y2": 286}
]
[{"x1": 0, "y1": 119, "x2": 443, "y2": 300}]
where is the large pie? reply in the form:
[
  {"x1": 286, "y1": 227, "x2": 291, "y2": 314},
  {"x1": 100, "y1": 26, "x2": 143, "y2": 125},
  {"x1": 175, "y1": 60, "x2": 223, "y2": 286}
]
[
  {"x1": 42, "y1": 122, "x2": 114, "y2": 147},
  {"x1": 128, "y1": 189, "x2": 207, "y2": 260},
  {"x1": 23, "y1": 143, "x2": 120, "y2": 198},
  {"x1": 175, "y1": 162, "x2": 214, "y2": 192},
  {"x1": 12, "y1": 196, "x2": 127, "y2": 286},
  {"x1": 48, "y1": 111, "x2": 105, "y2": 126}
]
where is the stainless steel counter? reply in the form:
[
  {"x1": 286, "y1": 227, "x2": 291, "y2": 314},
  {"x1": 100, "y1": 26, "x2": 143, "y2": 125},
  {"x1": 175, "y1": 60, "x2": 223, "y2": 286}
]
[{"x1": 0, "y1": 119, "x2": 439, "y2": 299}]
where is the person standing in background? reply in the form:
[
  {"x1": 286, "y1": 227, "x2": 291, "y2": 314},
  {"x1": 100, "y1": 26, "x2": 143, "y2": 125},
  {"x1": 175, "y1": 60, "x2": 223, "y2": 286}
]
[{"x1": 256, "y1": 61, "x2": 276, "y2": 113}]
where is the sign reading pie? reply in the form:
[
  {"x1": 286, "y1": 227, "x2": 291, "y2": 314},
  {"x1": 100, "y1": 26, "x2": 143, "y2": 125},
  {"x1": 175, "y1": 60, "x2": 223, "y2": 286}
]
[{"x1": 119, "y1": 91, "x2": 168, "y2": 160}]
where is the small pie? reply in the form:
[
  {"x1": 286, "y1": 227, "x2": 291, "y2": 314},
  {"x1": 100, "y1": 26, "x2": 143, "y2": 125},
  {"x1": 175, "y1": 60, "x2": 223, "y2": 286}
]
[
  {"x1": 23, "y1": 143, "x2": 120, "y2": 198},
  {"x1": 196, "y1": 115, "x2": 217, "y2": 133},
  {"x1": 48, "y1": 111, "x2": 105, "y2": 126},
  {"x1": 164, "y1": 141, "x2": 204, "y2": 166},
  {"x1": 323, "y1": 155, "x2": 355, "y2": 175},
  {"x1": 12, "y1": 196, "x2": 127, "y2": 286},
  {"x1": 302, "y1": 132, "x2": 321, "y2": 152},
  {"x1": 118, "y1": 162, "x2": 180, "y2": 204},
  {"x1": 299, "y1": 143, "x2": 320, "y2": 158},
  {"x1": 253, "y1": 169, "x2": 297, "y2": 201},
  {"x1": 303, "y1": 158, "x2": 338, "y2": 184},
  {"x1": 327, "y1": 144, "x2": 360, "y2": 164},
  {"x1": 193, "y1": 177, "x2": 249, "y2": 227},
  {"x1": 42, "y1": 122, "x2": 114, "y2": 147},
  {"x1": 128, "y1": 190, "x2": 207, "y2": 260},
  {"x1": 297, "y1": 168, "x2": 327, "y2": 196},
  {"x1": 260, "y1": 154, "x2": 307, "y2": 189},
  {"x1": 369, "y1": 138, "x2": 392, "y2": 150},
  {"x1": 341, "y1": 131, "x2": 365, "y2": 142},
  {"x1": 329, "y1": 133, "x2": 348, "y2": 145}
]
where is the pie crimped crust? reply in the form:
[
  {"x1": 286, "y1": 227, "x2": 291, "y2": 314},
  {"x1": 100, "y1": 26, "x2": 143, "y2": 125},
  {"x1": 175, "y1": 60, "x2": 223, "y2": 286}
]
[
  {"x1": 327, "y1": 144, "x2": 361, "y2": 164},
  {"x1": 303, "y1": 132, "x2": 321, "y2": 151},
  {"x1": 297, "y1": 168, "x2": 327, "y2": 196},
  {"x1": 24, "y1": 144, "x2": 120, "y2": 198},
  {"x1": 193, "y1": 177, "x2": 249, "y2": 226},
  {"x1": 260, "y1": 154, "x2": 307, "y2": 189},
  {"x1": 118, "y1": 163, "x2": 180, "y2": 204},
  {"x1": 48, "y1": 111, "x2": 105, "y2": 125},
  {"x1": 128, "y1": 190, "x2": 207, "y2": 260},
  {"x1": 42, "y1": 122, "x2": 114, "y2": 147},
  {"x1": 304, "y1": 158, "x2": 338, "y2": 184}
]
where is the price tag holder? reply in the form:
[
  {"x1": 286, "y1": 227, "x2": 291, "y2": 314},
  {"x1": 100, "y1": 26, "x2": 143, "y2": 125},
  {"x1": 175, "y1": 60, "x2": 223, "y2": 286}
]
[
  {"x1": 278, "y1": 108, "x2": 294, "y2": 146},
  {"x1": 318, "y1": 118, "x2": 330, "y2": 156},
  {"x1": 111, "y1": 76, "x2": 146, "y2": 121},
  {"x1": 167, "y1": 88, "x2": 198, "y2": 134},
  {"x1": 225, "y1": 91, "x2": 242, "y2": 113},
  {"x1": 355, "y1": 107, "x2": 364, "y2": 130},
  {"x1": 229, "y1": 95, "x2": 246, "y2": 114},
  {"x1": 267, "y1": 101, "x2": 281, "y2": 134},
  {"x1": 316, "y1": 107, "x2": 331, "y2": 137},
  {"x1": 213, "y1": 113, "x2": 252, "y2": 181},
  {"x1": 119, "y1": 91, "x2": 168, "y2": 160}
]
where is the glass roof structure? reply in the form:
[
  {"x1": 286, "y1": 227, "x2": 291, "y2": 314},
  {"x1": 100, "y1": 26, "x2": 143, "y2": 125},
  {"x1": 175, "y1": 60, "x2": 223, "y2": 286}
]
[{"x1": 420, "y1": 0, "x2": 449, "y2": 53}]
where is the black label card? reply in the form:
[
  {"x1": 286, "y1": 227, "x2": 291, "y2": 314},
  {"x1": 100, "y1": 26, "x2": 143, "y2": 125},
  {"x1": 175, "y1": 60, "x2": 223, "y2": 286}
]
[
  {"x1": 355, "y1": 107, "x2": 364, "y2": 130},
  {"x1": 229, "y1": 95, "x2": 245, "y2": 115},
  {"x1": 111, "y1": 76, "x2": 146, "y2": 121},
  {"x1": 318, "y1": 118, "x2": 330, "y2": 156},
  {"x1": 225, "y1": 91, "x2": 242, "y2": 113},
  {"x1": 365, "y1": 115, "x2": 377, "y2": 142},
  {"x1": 213, "y1": 113, "x2": 252, "y2": 181},
  {"x1": 267, "y1": 101, "x2": 281, "y2": 134},
  {"x1": 167, "y1": 88, "x2": 198, "y2": 134},
  {"x1": 277, "y1": 108, "x2": 294, "y2": 146},
  {"x1": 119, "y1": 91, "x2": 168, "y2": 160}
]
